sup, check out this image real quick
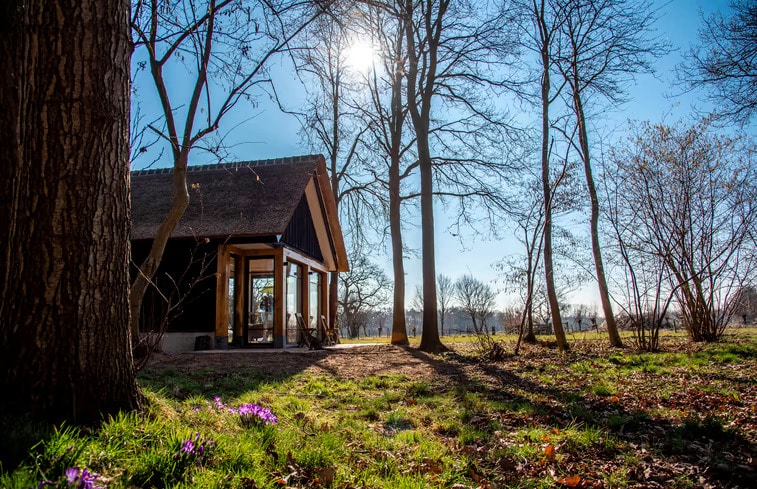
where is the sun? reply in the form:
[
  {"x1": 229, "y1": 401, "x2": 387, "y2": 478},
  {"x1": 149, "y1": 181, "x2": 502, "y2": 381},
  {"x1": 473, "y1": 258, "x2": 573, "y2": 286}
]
[{"x1": 344, "y1": 39, "x2": 376, "y2": 74}]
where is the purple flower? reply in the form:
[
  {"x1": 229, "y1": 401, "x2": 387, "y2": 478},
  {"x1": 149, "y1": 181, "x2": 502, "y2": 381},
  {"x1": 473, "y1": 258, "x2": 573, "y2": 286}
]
[
  {"x1": 237, "y1": 403, "x2": 277, "y2": 426},
  {"x1": 65, "y1": 467, "x2": 79, "y2": 484},
  {"x1": 213, "y1": 396, "x2": 227, "y2": 410},
  {"x1": 181, "y1": 439, "x2": 195, "y2": 454}
]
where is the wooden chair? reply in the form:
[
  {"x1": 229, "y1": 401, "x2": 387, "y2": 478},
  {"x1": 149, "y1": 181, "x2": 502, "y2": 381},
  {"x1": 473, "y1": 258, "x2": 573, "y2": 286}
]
[
  {"x1": 321, "y1": 314, "x2": 339, "y2": 346},
  {"x1": 295, "y1": 312, "x2": 320, "y2": 349}
]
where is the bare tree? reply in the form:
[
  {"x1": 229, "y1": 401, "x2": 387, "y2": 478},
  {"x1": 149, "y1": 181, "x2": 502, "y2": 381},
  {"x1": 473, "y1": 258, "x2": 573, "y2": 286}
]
[
  {"x1": 554, "y1": 0, "x2": 666, "y2": 348},
  {"x1": 679, "y1": 0, "x2": 757, "y2": 126},
  {"x1": 602, "y1": 154, "x2": 676, "y2": 351},
  {"x1": 400, "y1": 0, "x2": 518, "y2": 353},
  {"x1": 356, "y1": 4, "x2": 416, "y2": 346},
  {"x1": 606, "y1": 118, "x2": 757, "y2": 342},
  {"x1": 277, "y1": 10, "x2": 384, "y2": 332},
  {"x1": 437, "y1": 274, "x2": 454, "y2": 336},
  {"x1": 455, "y1": 274, "x2": 498, "y2": 350},
  {"x1": 511, "y1": 0, "x2": 571, "y2": 350},
  {"x1": 339, "y1": 250, "x2": 393, "y2": 339},
  {"x1": 1, "y1": 0, "x2": 141, "y2": 423},
  {"x1": 129, "y1": 0, "x2": 321, "y2": 345}
]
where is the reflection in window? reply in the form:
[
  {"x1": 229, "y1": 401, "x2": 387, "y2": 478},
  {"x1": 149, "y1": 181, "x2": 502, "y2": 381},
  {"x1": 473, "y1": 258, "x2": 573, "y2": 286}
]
[
  {"x1": 309, "y1": 272, "x2": 320, "y2": 331},
  {"x1": 286, "y1": 262, "x2": 301, "y2": 344},
  {"x1": 248, "y1": 258, "x2": 274, "y2": 344}
]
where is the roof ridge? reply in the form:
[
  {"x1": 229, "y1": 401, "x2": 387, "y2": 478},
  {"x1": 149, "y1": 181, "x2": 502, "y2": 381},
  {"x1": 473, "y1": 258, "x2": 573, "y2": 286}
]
[{"x1": 131, "y1": 154, "x2": 322, "y2": 176}]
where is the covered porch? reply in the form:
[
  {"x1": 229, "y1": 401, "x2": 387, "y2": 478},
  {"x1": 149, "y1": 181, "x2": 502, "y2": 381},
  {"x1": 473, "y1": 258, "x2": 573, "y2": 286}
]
[{"x1": 216, "y1": 244, "x2": 333, "y2": 349}]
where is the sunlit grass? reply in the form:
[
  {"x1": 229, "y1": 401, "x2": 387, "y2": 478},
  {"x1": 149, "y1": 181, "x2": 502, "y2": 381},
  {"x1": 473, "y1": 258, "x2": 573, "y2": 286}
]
[{"x1": 1, "y1": 330, "x2": 754, "y2": 488}]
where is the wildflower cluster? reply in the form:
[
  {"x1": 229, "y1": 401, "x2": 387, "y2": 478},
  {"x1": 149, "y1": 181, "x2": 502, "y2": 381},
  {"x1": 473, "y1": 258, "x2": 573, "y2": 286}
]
[
  {"x1": 173, "y1": 433, "x2": 213, "y2": 467},
  {"x1": 38, "y1": 467, "x2": 105, "y2": 489},
  {"x1": 200, "y1": 396, "x2": 278, "y2": 428},
  {"x1": 231, "y1": 403, "x2": 278, "y2": 427}
]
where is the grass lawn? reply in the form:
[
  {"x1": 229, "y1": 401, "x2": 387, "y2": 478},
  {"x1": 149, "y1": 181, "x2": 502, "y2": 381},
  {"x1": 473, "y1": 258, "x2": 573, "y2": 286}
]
[{"x1": 1, "y1": 329, "x2": 755, "y2": 488}]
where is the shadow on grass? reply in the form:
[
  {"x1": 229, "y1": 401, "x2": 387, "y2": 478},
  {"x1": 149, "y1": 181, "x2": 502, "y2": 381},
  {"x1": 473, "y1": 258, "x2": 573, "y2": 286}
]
[
  {"x1": 403, "y1": 345, "x2": 757, "y2": 488},
  {"x1": 136, "y1": 343, "x2": 755, "y2": 487}
]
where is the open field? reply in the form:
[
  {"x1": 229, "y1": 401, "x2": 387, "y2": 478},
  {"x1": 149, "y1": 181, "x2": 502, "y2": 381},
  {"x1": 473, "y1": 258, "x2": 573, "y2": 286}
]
[{"x1": 2, "y1": 330, "x2": 756, "y2": 488}]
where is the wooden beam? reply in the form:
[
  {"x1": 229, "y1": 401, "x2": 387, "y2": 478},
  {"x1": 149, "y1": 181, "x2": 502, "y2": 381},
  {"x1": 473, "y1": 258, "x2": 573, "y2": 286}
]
[
  {"x1": 273, "y1": 251, "x2": 286, "y2": 348},
  {"x1": 233, "y1": 254, "x2": 246, "y2": 346},
  {"x1": 214, "y1": 245, "x2": 230, "y2": 346}
]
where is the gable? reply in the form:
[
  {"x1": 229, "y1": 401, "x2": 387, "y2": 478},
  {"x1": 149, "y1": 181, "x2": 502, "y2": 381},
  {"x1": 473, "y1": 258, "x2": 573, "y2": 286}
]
[{"x1": 281, "y1": 194, "x2": 324, "y2": 262}]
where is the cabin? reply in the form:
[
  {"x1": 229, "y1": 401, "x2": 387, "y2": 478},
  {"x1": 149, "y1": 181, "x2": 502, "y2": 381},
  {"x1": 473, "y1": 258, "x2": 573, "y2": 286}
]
[{"x1": 130, "y1": 155, "x2": 348, "y2": 352}]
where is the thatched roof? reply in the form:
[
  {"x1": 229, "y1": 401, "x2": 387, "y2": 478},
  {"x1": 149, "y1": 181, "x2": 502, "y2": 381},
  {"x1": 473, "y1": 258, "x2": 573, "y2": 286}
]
[{"x1": 131, "y1": 155, "x2": 329, "y2": 241}]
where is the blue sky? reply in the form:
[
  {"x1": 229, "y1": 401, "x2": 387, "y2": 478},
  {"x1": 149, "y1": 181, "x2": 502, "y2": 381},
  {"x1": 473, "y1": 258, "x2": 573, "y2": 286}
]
[{"x1": 132, "y1": 0, "x2": 737, "y2": 312}]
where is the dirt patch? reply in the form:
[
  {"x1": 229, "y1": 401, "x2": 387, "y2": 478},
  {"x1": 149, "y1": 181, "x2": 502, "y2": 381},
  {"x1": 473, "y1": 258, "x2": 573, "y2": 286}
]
[{"x1": 144, "y1": 344, "x2": 462, "y2": 381}]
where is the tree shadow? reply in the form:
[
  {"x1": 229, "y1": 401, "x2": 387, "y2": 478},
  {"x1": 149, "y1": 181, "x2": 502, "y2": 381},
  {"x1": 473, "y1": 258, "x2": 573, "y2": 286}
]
[{"x1": 403, "y1": 346, "x2": 757, "y2": 488}]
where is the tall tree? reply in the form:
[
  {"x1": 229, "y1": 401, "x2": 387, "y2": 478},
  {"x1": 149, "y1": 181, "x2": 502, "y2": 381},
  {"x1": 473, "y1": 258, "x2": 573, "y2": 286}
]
[
  {"x1": 680, "y1": 0, "x2": 757, "y2": 126},
  {"x1": 401, "y1": 0, "x2": 515, "y2": 353},
  {"x1": 555, "y1": 0, "x2": 665, "y2": 348},
  {"x1": 515, "y1": 0, "x2": 570, "y2": 350},
  {"x1": 129, "y1": 0, "x2": 321, "y2": 345},
  {"x1": 358, "y1": 4, "x2": 416, "y2": 346},
  {"x1": 402, "y1": 0, "x2": 445, "y2": 352},
  {"x1": 281, "y1": 11, "x2": 378, "y2": 335},
  {"x1": 0, "y1": 0, "x2": 141, "y2": 423}
]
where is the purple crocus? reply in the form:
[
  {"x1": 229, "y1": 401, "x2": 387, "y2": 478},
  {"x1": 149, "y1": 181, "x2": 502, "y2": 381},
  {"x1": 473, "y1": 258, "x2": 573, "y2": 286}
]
[
  {"x1": 237, "y1": 403, "x2": 277, "y2": 426},
  {"x1": 65, "y1": 467, "x2": 79, "y2": 485}
]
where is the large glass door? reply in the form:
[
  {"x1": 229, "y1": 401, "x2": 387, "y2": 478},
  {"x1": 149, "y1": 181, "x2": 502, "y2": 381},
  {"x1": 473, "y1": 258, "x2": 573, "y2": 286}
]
[
  {"x1": 285, "y1": 263, "x2": 302, "y2": 345},
  {"x1": 248, "y1": 258, "x2": 274, "y2": 345}
]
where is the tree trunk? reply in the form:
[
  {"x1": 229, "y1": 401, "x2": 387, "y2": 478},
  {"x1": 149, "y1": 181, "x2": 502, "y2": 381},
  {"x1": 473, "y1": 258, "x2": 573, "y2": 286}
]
[
  {"x1": 0, "y1": 0, "x2": 141, "y2": 423},
  {"x1": 390, "y1": 156, "x2": 410, "y2": 345},
  {"x1": 416, "y1": 135, "x2": 445, "y2": 352},
  {"x1": 539, "y1": 33, "x2": 568, "y2": 351},
  {"x1": 524, "y1": 247, "x2": 537, "y2": 343},
  {"x1": 404, "y1": 0, "x2": 446, "y2": 354},
  {"x1": 129, "y1": 161, "x2": 189, "y2": 344},
  {"x1": 572, "y1": 91, "x2": 623, "y2": 348}
]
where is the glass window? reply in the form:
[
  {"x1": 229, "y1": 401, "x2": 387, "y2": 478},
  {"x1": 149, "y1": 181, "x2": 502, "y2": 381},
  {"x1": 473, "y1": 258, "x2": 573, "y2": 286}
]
[
  {"x1": 285, "y1": 263, "x2": 301, "y2": 344},
  {"x1": 248, "y1": 258, "x2": 274, "y2": 344},
  {"x1": 309, "y1": 272, "x2": 320, "y2": 331}
]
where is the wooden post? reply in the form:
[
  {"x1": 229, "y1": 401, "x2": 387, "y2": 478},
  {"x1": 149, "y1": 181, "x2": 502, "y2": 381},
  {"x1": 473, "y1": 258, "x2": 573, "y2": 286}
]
[
  {"x1": 214, "y1": 245, "x2": 230, "y2": 348},
  {"x1": 234, "y1": 254, "x2": 246, "y2": 346},
  {"x1": 273, "y1": 251, "x2": 286, "y2": 348}
]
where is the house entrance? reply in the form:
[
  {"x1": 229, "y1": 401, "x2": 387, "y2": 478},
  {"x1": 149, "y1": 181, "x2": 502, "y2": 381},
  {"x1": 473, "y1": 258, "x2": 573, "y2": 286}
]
[{"x1": 247, "y1": 258, "x2": 275, "y2": 345}]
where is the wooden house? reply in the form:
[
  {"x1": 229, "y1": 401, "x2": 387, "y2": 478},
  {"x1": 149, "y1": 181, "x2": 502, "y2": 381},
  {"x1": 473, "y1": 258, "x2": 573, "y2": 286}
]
[{"x1": 130, "y1": 155, "x2": 348, "y2": 352}]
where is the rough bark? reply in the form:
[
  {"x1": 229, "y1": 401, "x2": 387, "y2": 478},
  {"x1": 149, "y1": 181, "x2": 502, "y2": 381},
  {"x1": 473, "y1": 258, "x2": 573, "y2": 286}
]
[{"x1": 0, "y1": 0, "x2": 141, "y2": 423}]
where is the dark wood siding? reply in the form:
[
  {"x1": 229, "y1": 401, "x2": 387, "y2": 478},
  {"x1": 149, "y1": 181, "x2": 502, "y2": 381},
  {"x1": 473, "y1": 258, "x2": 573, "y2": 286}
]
[
  {"x1": 131, "y1": 239, "x2": 217, "y2": 333},
  {"x1": 281, "y1": 195, "x2": 324, "y2": 262}
]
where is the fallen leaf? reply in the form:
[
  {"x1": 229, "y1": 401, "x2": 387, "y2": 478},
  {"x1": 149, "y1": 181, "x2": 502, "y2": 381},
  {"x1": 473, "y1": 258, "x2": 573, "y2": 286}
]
[
  {"x1": 544, "y1": 444, "x2": 556, "y2": 461},
  {"x1": 556, "y1": 474, "x2": 581, "y2": 487}
]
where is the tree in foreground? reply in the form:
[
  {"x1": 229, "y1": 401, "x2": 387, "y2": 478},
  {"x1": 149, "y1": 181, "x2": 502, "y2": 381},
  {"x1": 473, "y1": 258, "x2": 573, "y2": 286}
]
[
  {"x1": 680, "y1": 0, "x2": 757, "y2": 126},
  {"x1": 0, "y1": 0, "x2": 141, "y2": 423},
  {"x1": 607, "y1": 118, "x2": 757, "y2": 342}
]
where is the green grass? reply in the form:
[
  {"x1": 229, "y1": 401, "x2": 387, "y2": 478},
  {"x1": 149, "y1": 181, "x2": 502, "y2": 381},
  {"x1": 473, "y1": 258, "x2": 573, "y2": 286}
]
[{"x1": 1, "y1": 331, "x2": 755, "y2": 488}]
